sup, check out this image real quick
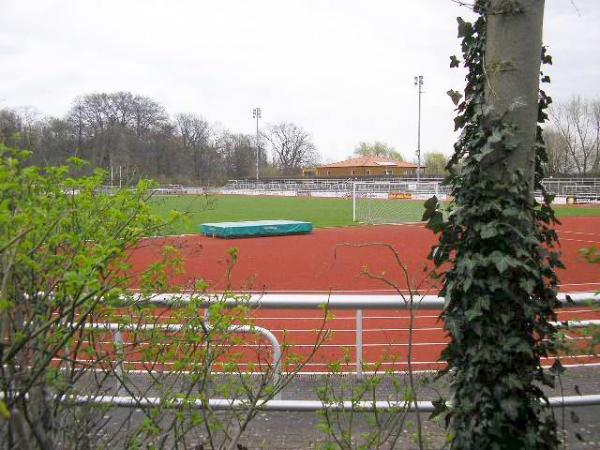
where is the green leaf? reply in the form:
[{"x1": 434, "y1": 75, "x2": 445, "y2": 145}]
[
  {"x1": 447, "y1": 89, "x2": 463, "y2": 106},
  {"x1": 429, "y1": 397, "x2": 448, "y2": 420},
  {"x1": 427, "y1": 211, "x2": 445, "y2": 233},
  {"x1": 479, "y1": 223, "x2": 498, "y2": 239},
  {"x1": 456, "y1": 17, "x2": 472, "y2": 38},
  {"x1": 0, "y1": 400, "x2": 10, "y2": 420},
  {"x1": 423, "y1": 195, "x2": 439, "y2": 213},
  {"x1": 500, "y1": 398, "x2": 520, "y2": 420},
  {"x1": 489, "y1": 252, "x2": 513, "y2": 273}
]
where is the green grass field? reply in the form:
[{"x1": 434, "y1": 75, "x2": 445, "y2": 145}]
[
  {"x1": 150, "y1": 194, "x2": 600, "y2": 235},
  {"x1": 151, "y1": 195, "x2": 356, "y2": 234}
]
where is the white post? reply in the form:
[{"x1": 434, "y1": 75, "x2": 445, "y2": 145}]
[
  {"x1": 352, "y1": 182, "x2": 357, "y2": 222},
  {"x1": 356, "y1": 309, "x2": 363, "y2": 379},
  {"x1": 113, "y1": 330, "x2": 125, "y2": 394}
]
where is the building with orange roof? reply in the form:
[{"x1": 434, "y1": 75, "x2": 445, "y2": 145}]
[{"x1": 303, "y1": 156, "x2": 420, "y2": 178}]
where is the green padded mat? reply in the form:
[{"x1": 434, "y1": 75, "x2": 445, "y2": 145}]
[{"x1": 200, "y1": 220, "x2": 313, "y2": 238}]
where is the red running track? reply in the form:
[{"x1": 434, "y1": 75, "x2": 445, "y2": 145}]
[{"x1": 118, "y1": 217, "x2": 600, "y2": 372}]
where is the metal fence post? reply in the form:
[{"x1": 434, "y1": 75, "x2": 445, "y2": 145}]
[
  {"x1": 113, "y1": 330, "x2": 125, "y2": 395},
  {"x1": 352, "y1": 182, "x2": 357, "y2": 222},
  {"x1": 356, "y1": 309, "x2": 363, "y2": 379}
]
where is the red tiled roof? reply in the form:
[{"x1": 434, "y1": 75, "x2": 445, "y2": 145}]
[{"x1": 318, "y1": 156, "x2": 418, "y2": 169}]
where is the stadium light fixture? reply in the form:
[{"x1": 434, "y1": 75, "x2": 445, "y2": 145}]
[
  {"x1": 414, "y1": 75, "x2": 424, "y2": 182},
  {"x1": 252, "y1": 107, "x2": 262, "y2": 181}
]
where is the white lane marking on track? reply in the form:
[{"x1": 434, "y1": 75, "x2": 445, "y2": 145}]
[
  {"x1": 560, "y1": 237, "x2": 600, "y2": 245},
  {"x1": 560, "y1": 229, "x2": 600, "y2": 238}
]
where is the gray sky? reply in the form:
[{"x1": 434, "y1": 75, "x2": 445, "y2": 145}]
[{"x1": 1, "y1": 0, "x2": 598, "y2": 163}]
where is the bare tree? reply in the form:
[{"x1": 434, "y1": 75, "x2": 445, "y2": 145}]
[
  {"x1": 592, "y1": 99, "x2": 600, "y2": 173},
  {"x1": 175, "y1": 113, "x2": 215, "y2": 183},
  {"x1": 543, "y1": 127, "x2": 573, "y2": 175},
  {"x1": 549, "y1": 97, "x2": 600, "y2": 175},
  {"x1": 0, "y1": 108, "x2": 24, "y2": 147},
  {"x1": 264, "y1": 122, "x2": 318, "y2": 176},
  {"x1": 66, "y1": 92, "x2": 169, "y2": 171},
  {"x1": 217, "y1": 131, "x2": 259, "y2": 179}
]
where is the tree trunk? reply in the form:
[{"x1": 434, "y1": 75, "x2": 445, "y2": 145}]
[{"x1": 484, "y1": 0, "x2": 545, "y2": 189}]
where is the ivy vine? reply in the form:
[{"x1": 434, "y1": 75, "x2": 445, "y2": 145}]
[{"x1": 424, "y1": 1, "x2": 563, "y2": 448}]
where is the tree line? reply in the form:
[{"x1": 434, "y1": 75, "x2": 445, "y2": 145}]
[
  {"x1": 0, "y1": 92, "x2": 320, "y2": 185},
  {"x1": 3, "y1": 92, "x2": 594, "y2": 184}
]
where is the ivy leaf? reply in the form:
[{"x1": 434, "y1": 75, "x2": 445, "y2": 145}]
[
  {"x1": 500, "y1": 398, "x2": 520, "y2": 420},
  {"x1": 480, "y1": 223, "x2": 498, "y2": 239},
  {"x1": 574, "y1": 385, "x2": 582, "y2": 396},
  {"x1": 488, "y1": 128, "x2": 505, "y2": 144},
  {"x1": 489, "y1": 251, "x2": 514, "y2": 273},
  {"x1": 541, "y1": 75, "x2": 551, "y2": 83},
  {"x1": 429, "y1": 397, "x2": 448, "y2": 420},
  {"x1": 422, "y1": 195, "x2": 439, "y2": 221},
  {"x1": 450, "y1": 55, "x2": 460, "y2": 68},
  {"x1": 465, "y1": 308, "x2": 482, "y2": 321},
  {"x1": 519, "y1": 278, "x2": 536, "y2": 294},
  {"x1": 427, "y1": 211, "x2": 445, "y2": 233},
  {"x1": 456, "y1": 17, "x2": 472, "y2": 38},
  {"x1": 447, "y1": 90, "x2": 463, "y2": 106}
]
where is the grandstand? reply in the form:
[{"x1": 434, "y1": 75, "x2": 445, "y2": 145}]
[
  {"x1": 219, "y1": 177, "x2": 600, "y2": 202},
  {"x1": 219, "y1": 177, "x2": 449, "y2": 196}
]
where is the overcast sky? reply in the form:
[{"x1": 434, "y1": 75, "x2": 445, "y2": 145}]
[{"x1": 1, "y1": 0, "x2": 598, "y2": 163}]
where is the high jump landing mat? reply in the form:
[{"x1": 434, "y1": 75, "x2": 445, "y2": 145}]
[{"x1": 200, "y1": 220, "x2": 313, "y2": 238}]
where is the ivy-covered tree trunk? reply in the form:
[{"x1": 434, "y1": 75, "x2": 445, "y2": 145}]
[{"x1": 425, "y1": 1, "x2": 562, "y2": 448}]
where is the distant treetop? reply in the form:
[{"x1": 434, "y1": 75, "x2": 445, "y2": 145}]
[{"x1": 353, "y1": 141, "x2": 404, "y2": 161}]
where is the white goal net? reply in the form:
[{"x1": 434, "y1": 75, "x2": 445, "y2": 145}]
[{"x1": 352, "y1": 181, "x2": 443, "y2": 224}]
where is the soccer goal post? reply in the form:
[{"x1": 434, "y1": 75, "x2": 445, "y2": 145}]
[{"x1": 352, "y1": 181, "x2": 441, "y2": 224}]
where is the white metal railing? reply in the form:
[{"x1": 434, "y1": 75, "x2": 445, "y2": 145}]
[
  {"x1": 82, "y1": 318, "x2": 283, "y2": 398},
  {"x1": 37, "y1": 291, "x2": 600, "y2": 415},
  {"x1": 5, "y1": 392, "x2": 600, "y2": 411},
  {"x1": 138, "y1": 291, "x2": 600, "y2": 310},
  {"x1": 118, "y1": 292, "x2": 600, "y2": 378},
  {"x1": 5, "y1": 393, "x2": 595, "y2": 411}
]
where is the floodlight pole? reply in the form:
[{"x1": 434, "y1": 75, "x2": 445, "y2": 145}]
[
  {"x1": 414, "y1": 75, "x2": 424, "y2": 182},
  {"x1": 252, "y1": 107, "x2": 262, "y2": 181}
]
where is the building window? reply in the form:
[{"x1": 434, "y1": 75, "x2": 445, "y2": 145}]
[
  {"x1": 351, "y1": 170, "x2": 356, "y2": 175},
  {"x1": 366, "y1": 170, "x2": 371, "y2": 175},
  {"x1": 385, "y1": 169, "x2": 393, "y2": 175},
  {"x1": 327, "y1": 170, "x2": 331, "y2": 176}
]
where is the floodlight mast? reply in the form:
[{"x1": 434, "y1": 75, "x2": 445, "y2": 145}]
[
  {"x1": 252, "y1": 107, "x2": 262, "y2": 181},
  {"x1": 414, "y1": 75, "x2": 424, "y2": 182}
]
